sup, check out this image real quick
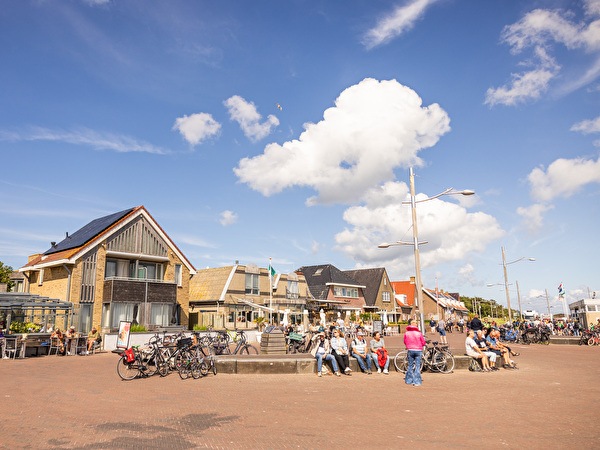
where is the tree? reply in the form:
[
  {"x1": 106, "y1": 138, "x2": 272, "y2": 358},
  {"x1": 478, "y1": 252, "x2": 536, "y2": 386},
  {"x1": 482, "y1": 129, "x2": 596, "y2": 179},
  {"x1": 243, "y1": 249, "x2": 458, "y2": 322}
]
[{"x1": 0, "y1": 261, "x2": 14, "y2": 292}]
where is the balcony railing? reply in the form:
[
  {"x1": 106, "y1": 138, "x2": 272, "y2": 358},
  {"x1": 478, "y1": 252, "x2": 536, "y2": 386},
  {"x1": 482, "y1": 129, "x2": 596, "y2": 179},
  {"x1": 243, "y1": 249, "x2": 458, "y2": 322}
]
[{"x1": 102, "y1": 278, "x2": 177, "y2": 303}]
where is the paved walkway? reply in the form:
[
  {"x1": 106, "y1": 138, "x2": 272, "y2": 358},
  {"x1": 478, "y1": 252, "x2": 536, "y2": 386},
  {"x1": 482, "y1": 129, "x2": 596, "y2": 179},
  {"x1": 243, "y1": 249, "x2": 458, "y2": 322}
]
[{"x1": 1, "y1": 331, "x2": 599, "y2": 449}]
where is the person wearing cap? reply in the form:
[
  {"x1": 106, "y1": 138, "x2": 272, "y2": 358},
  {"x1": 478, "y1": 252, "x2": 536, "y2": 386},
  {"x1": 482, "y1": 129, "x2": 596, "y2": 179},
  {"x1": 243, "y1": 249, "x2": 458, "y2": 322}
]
[
  {"x1": 310, "y1": 332, "x2": 340, "y2": 377},
  {"x1": 404, "y1": 319, "x2": 426, "y2": 386},
  {"x1": 351, "y1": 331, "x2": 372, "y2": 374},
  {"x1": 86, "y1": 326, "x2": 101, "y2": 355}
]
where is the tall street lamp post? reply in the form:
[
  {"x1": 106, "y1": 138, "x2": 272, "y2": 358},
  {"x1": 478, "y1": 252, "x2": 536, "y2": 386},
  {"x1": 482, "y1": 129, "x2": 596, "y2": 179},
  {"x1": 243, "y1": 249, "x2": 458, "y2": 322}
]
[
  {"x1": 379, "y1": 167, "x2": 474, "y2": 333},
  {"x1": 501, "y1": 247, "x2": 535, "y2": 323}
]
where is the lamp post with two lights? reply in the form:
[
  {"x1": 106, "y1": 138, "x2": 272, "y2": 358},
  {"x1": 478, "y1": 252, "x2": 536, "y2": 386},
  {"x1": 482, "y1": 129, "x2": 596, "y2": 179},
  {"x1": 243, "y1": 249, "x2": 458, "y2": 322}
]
[{"x1": 378, "y1": 167, "x2": 474, "y2": 333}]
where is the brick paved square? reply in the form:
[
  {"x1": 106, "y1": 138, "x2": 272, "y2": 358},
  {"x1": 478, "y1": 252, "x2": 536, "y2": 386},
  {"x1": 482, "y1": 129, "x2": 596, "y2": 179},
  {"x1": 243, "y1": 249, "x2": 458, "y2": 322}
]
[{"x1": 1, "y1": 333, "x2": 598, "y2": 449}]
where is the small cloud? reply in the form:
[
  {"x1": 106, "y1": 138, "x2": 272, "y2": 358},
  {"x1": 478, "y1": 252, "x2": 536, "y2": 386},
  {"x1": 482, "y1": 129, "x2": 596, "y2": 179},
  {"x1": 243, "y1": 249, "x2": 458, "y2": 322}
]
[
  {"x1": 83, "y1": 0, "x2": 111, "y2": 5},
  {"x1": 0, "y1": 126, "x2": 168, "y2": 154},
  {"x1": 517, "y1": 203, "x2": 555, "y2": 233},
  {"x1": 571, "y1": 116, "x2": 600, "y2": 134},
  {"x1": 172, "y1": 113, "x2": 221, "y2": 146},
  {"x1": 219, "y1": 210, "x2": 238, "y2": 226},
  {"x1": 485, "y1": 47, "x2": 560, "y2": 106},
  {"x1": 486, "y1": 4, "x2": 600, "y2": 106},
  {"x1": 362, "y1": 0, "x2": 438, "y2": 49},
  {"x1": 223, "y1": 95, "x2": 279, "y2": 142},
  {"x1": 527, "y1": 156, "x2": 600, "y2": 202},
  {"x1": 311, "y1": 240, "x2": 322, "y2": 254}
]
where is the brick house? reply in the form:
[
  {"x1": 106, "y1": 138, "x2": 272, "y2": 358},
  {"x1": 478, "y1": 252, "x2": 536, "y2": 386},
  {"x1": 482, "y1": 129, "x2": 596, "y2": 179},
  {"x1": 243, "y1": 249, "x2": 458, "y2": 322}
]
[
  {"x1": 189, "y1": 263, "x2": 310, "y2": 329},
  {"x1": 18, "y1": 206, "x2": 195, "y2": 333},
  {"x1": 343, "y1": 267, "x2": 396, "y2": 319},
  {"x1": 298, "y1": 264, "x2": 366, "y2": 323}
]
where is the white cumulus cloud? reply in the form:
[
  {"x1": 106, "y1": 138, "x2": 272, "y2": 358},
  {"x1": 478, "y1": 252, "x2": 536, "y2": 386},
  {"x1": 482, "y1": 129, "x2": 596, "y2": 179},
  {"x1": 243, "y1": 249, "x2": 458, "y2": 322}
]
[
  {"x1": 334, "y1": 181, "x2": 503, "y2": 272},
  {"x1": 224, "y1": 95, "x2": 279, "y2": 142},
  {"x1": 362, "y1": 0, "x2": 438, "y2": 49},
  {"x1": 219, "y1": 210, "x2": 238, "y2": 226},
  {"x1": 234, "y1": 78, "x2": 450, "y2": 205},
  {"x1": 172, "y1": 112, "x2": 221, "y2": 146},
  {"x1": 527, "y1": 156, "x2": 600, "y2": 203}
]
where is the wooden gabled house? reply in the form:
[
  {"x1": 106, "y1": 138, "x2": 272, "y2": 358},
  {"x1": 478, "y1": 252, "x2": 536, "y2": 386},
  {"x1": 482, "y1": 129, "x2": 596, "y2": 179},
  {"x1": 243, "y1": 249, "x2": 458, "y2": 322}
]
[{"x1": 19, "y1": 206, "x2": 195, "y2": 333}]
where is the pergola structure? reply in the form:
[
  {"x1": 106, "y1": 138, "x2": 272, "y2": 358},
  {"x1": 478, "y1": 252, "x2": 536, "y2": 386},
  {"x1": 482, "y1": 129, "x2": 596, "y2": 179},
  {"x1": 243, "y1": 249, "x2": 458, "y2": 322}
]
[{"x1": 0, "y1": 292, "x2": 73, "y2": 332}]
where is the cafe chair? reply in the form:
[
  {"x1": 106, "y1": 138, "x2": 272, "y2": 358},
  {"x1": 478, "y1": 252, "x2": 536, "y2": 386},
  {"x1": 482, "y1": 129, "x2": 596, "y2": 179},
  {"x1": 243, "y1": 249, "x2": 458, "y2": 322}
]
[
  {"x1": 3, "y1": 337, "x2": 18, "y2": 360},
  {"x1": 48, "y1": 337, "x2": 62, "y2": 356}
]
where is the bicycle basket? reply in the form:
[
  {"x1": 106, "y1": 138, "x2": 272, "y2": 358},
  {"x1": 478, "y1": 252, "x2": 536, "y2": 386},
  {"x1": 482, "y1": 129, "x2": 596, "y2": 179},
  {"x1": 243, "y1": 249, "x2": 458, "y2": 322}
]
[
  {"x1": 124, "y1": 348, "x2": 135, "y2": 363},
  {"x1": 177, "y1": 337, "x2": 192, "y2": 349}
]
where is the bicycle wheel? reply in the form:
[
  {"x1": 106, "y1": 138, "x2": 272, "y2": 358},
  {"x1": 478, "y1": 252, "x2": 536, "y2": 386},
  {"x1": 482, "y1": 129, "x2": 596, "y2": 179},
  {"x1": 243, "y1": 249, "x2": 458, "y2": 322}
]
[
  {"x1": 426, "y1": 350, "x2": 443, "y2": 372},
  {"x1": 211, "y1": 358, "x2": 217, "y2": 376},
  {"x1": 198, "y1": 360, "x2": 209, "y2": 377},
  {"x1": 394, "y1": 351, "x2": 408, "y2": 373},
  {"x1": 191, "y1": 362, "x2": 203, "y2": 379},
  {"x1": 116, "y1": 355, "x2": 139, "y2": 381},
  {"x1": 143, "y1": 353, "x2": 159, "y2": 377},
  {"x1": 178, "y1": 362, "x2": 191, "y2": 380},
  {"x1": 240, "y1": 344, "x2": 258, "y2": 355},
  {"x1": 437, "y1": 350, "x2": 455, "y2": 374},
  {"x1": 588, "y1": 337, "x2": 595, "y2": 346}
]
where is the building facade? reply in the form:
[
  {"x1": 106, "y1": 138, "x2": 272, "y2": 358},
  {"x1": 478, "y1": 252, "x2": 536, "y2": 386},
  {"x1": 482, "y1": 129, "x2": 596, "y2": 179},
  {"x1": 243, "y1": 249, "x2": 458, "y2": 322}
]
[
  {"x1": 19, "y1": 206, "x2": 195, "y2": 333},
  {"x1": 189, "y1": 263, "x2": 311, "y2": 329}
]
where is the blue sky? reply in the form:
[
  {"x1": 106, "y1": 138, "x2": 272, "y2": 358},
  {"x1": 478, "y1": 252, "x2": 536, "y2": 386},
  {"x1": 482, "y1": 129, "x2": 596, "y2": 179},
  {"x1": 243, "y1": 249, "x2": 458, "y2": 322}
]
[{"x1": 1, "y1": 0, "x2": 599, "y2": 316}]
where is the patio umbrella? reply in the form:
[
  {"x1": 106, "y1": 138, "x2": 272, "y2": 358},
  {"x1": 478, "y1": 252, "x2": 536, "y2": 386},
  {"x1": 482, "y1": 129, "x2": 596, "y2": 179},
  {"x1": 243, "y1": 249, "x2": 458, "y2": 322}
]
[{"x1": 382, "y1": 310, "x2": 388, "y2": 326}]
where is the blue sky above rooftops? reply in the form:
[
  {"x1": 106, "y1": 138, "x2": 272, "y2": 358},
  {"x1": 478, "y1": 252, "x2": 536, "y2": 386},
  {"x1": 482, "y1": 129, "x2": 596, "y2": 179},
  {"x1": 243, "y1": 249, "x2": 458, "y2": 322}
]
[{"x1": 1, "y1": 0, "x2": 599, "y2": 315}]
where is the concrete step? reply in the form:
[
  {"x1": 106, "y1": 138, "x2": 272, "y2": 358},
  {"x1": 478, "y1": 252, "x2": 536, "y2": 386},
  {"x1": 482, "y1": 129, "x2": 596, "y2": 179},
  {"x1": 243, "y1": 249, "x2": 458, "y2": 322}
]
[{"x1": 214, "y1": 353, "x2": 472, "y2": 374}]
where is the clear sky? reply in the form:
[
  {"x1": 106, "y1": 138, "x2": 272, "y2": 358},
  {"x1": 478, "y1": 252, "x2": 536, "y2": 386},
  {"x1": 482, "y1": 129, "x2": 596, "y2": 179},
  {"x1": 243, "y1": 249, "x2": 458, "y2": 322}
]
[{"x1": 1, "y1": 0, "x2": 599, "y2": 316}]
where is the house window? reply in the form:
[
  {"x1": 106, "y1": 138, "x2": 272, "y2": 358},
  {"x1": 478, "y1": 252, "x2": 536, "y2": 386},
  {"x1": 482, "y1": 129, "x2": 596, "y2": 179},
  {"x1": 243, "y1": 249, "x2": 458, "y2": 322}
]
[
  {"x1": 175, "y1": 264, "x2": 182, "y2": 287},
  {"x1": 287, "y1": 279, "x2": 299, "y2": 299},
  {"x1": 151, "y1": 303, "x2": 173, "y2": 326},
  {"x1": 333, "y1": 286, "x2": 358, "y2": 298},
  {"x1": 105, "y1": 258, "x2": 163, "y2": 281},
  {"x1": 382, "y1": 292, "x2": 391, "y2": 303},
  {"x1": 79, "y1": 304, "x2": 94, "y2": 332},
  {"x1": 245, "y1": 273, "x2": 259, "y2": 295},
  {"x1": 109, "y1": 302, "x2": 136, "y2": 328}
]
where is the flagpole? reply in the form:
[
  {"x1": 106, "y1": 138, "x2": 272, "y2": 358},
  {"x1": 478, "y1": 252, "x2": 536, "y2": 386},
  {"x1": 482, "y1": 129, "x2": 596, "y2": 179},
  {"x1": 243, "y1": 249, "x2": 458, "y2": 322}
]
[{"x1": 269, "y1": 257, "x2": 273, "y2": 325}]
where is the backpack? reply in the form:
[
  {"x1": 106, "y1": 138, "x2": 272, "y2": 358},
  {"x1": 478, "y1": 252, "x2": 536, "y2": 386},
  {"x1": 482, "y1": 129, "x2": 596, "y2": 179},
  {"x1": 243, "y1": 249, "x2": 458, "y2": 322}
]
[{"x1": 429, "y1": 319, "x2": 436, "y2": 328}]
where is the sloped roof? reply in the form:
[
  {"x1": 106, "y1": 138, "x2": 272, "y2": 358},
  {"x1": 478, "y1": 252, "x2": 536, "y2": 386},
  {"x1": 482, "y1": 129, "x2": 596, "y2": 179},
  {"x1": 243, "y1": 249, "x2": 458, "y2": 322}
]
[
  {"x1": 21, "y1": 206, "x2": 195, "y2": 274},
  {"x1": 189, "y1": 266, "x2": 235, "y2": 300},
  {"x1": 44, "y1": 208, "x2": 135, "y2": 255},
  {"x1": 298, "y1": 264, "x2": 363, "y2": 300},
  {"x1": 391, "y1": 281, "x2": 416, "y2": 306},
  {"x1": 343, "y1": 267, "x2": 385, "y2": 307}
]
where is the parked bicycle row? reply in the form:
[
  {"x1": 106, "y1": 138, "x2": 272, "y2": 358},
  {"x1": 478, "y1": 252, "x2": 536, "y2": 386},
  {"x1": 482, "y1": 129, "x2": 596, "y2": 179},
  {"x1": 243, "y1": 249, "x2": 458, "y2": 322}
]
[{"x1": 115, "y1": 329, "x2": 258, "y2": 381}]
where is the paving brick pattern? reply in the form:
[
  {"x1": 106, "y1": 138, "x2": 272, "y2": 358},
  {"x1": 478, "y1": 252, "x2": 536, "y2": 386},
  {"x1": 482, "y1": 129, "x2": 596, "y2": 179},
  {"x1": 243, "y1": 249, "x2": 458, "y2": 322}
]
[{"x1": 1, "y1": 331, "x2": 599, "y2": 449}]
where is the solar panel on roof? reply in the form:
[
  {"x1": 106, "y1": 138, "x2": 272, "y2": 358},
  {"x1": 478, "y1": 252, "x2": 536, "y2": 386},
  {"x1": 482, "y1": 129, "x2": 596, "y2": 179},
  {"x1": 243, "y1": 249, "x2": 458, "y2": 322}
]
[{"x1": 44, "y1": 207, "x2": 135, "y2": 255}]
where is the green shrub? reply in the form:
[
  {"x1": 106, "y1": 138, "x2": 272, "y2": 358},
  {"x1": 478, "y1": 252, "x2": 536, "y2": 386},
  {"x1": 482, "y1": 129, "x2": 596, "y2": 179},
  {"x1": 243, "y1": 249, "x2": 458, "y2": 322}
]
[
  {"x1": 130, "y1": 324, "x2": 147, "y2": 332},
  {"x1": 193, "y1": 324, "x2": 208, "y2": 331},
  {"x1": 9, "y1": 322, "x2": 42, "y2": 333}
]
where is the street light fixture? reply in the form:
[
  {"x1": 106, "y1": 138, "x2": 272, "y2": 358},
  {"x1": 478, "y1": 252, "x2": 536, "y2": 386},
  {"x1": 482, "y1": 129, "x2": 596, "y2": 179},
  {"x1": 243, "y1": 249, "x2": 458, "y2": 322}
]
[
  {"x1": 378, "y1": 167, "x2": 474, "y2": 333},
  {"x1": 487, "y1": 281, "x2": 524, "y2": 320},
  {"x1": 501, "y1": 247, "x2": 535, "y2": 323}
]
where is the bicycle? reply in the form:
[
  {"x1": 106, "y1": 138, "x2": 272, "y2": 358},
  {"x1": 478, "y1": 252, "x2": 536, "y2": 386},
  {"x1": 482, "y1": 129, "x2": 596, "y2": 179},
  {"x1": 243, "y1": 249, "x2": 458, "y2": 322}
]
[
  {"x1": 230, "y1": 330, "x2": 258, "y2": 355},
  {"x1": 394, "y1": 340, "x2": 454, "y2": 374},
  {"x1": 116, "y1": 346, "x2": 151, "y2": 381}
]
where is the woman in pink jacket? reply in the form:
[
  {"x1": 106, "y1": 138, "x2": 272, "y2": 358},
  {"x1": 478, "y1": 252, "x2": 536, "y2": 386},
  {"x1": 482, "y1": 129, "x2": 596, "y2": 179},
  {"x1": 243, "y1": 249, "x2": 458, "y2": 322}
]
[{"x1": 403, "y1": 319, "x2": 426, "y2": 386}]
